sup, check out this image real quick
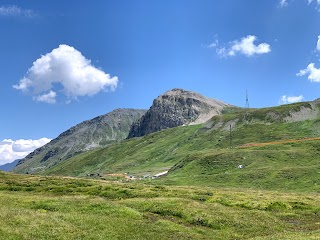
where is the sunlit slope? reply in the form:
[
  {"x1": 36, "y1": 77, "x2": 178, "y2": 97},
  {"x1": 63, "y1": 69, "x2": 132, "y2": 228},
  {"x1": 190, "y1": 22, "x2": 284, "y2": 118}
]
[
  {"x1": 13, "y1": 109, "x2": 146, "y2": 174},
  {"x1": 37, "y1": 102, "x2": 320, "y2": 191},
  {"x1": 41, "y1": 124, "x2": 204, "y2": 177}
]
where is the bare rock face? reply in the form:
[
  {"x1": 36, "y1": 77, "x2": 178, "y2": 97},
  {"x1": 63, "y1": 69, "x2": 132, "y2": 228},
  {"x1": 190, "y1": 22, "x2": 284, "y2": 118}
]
[
  {"x1": 128, "y1": 88, "x2": 229, "y2": 138},
  {"x1": 13, "y1": 109, "x2": 146, "y2": 174}
]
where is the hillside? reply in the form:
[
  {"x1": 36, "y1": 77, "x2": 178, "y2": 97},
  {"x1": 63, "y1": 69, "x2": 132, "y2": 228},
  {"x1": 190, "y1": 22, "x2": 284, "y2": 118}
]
[
  {"x1": 13, "y1": 109, "x2": 146, "y2": 174},
  {"x1": 35, "y1": 100, "x2": 320, "y2": 192},
  {"x1": 128, "y1": 88, "x2": 230, "y2": 138},
  {"x1": 14, "y1": 88, "x2": 231, "y2": 175},
  {"x1": 0, "y1": 159, "x2": 19, "y2": 172},
  {"x1": 8, "y1": 94, "x2": 320, "y2": 239}
]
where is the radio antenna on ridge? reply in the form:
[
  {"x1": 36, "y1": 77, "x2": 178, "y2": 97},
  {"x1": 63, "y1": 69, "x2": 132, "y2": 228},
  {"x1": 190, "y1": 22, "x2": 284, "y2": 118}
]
[
  {"x1": 245, "y1": 89, "x2": 249, "y2": 109},
  {"x1": 244, "y1": 89, "x2": 250, "y2": 123}
]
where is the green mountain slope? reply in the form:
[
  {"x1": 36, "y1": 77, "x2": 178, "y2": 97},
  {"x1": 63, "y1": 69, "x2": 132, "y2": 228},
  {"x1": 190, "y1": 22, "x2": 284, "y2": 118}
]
[
  {"x1": 13, "y1": 109, "x2": 146, "y2": 174},
  {"x1": 38, "y1": 101, "x2": 320, "y2": 192}
]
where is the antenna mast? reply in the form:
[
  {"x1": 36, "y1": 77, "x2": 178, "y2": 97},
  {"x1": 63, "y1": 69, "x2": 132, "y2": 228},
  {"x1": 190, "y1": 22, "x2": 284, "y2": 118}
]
[
  {"x1": 244, "y1": 89, "x2": 250, "y2": 123},
  {"x1": 245, "y1": 89, "x2": 249, "y2": 109}
]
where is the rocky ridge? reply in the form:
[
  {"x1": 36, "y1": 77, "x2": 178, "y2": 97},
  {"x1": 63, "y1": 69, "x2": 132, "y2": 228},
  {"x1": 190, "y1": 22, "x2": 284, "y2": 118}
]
[
  {"x1": 13, "y1": 108, "x2": 146, "y2": 174},
  {"x1": 128, "y1": 88, "x2": 230, "y2": 138}
]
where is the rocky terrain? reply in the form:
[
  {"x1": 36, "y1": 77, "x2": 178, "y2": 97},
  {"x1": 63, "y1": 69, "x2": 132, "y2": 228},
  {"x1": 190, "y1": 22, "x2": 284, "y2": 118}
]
[
  {"x1": 128, "y1": 88, "x2": 230, "y2": 138},
  {"x1": 13, "y1": 109, "x2": 146, "y2": 174}
]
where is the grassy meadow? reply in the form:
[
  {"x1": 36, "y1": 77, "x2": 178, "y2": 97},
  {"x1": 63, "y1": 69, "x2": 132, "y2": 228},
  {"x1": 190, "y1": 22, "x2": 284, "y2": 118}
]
[
  {"x1": 0, "y1": 171, "x2": 319, "y2": 239},
  {"x1": 7, "y1": 102, "x2": 320, "y2": 239}
]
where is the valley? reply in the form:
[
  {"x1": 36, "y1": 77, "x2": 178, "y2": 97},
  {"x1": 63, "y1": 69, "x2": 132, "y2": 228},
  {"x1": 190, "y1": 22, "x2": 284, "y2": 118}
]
[
  {"x1": 4, "y1": 89, "x2": 320, "y2": 239},
  {"x1": 2, "y1": 1, "x2": 320, "y2": 239}
]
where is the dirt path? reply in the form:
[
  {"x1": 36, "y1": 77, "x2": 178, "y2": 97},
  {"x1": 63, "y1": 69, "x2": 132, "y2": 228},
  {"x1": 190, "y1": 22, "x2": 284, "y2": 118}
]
[{"x1": 238, "y1": 137, "x2": 320, "y2": 148}]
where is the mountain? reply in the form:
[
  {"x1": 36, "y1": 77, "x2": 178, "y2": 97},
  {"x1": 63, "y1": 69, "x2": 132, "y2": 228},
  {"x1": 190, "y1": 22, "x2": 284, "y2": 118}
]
[
  {"x1": 13, "y1": 108, "x2": 146, "y2": 174},
  {"x1": 13, "y1": 89, "x2": 320, "y2": 193},
  {"x1": 0, "y1": 159, "x2": 20, "y2": 172},
  {"x1": 128, "y1": 88, "x2": 230, "y2": 138},
  {"x1": 31, "y1": 100, "x2": 320, "y2": 192}
]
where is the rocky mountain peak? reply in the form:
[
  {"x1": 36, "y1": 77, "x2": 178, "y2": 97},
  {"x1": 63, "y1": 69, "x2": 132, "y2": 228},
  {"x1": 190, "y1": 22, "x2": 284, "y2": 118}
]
[{"x1": 128, "y1": 88, "x2": 230, "y2": 138}]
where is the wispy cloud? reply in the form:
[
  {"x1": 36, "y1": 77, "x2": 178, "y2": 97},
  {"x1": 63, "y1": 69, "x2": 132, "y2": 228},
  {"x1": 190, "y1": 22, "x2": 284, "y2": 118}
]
[
  {"x1": 0, "y1": 5, "x2": 36, "y2": 18},
  {"x1": 316, "y1": 35, "x2": 320, "y2": 52},
  {"x1": 209, "y1": 35, "x2": 271, "y2": 58},
  {"x1": 279, "y1": 0, "x2": 320, "y2": 9},
  {"x1": 279, "y1": 95, "x2": 304, "y2": 104},
  {"x1": 33, "y1": 91, "x2": 57, "y2": 104},
  {"x1": 308, "y1": 0, "x2": 320, "y2": 6},
  {"x1": 279, "y1": 0, "x2": 289, "y2": 8}
]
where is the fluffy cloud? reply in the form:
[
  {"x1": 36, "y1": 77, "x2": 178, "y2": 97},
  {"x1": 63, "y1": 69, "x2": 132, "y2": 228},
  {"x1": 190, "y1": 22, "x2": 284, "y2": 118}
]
[
  {"x1": 0, "y1": 5, "x2": 35, "y2": 17},
  {"x1": 211, "y1": 35, "x2": 271, "y2": 57},
  {"x1": 0, "y1": 138, "x2": 51, "y2": 165},
  {"x1": 279, "y1": 95, "x2": 304, "y2": 104},
  {"x1": 13, "y1": 44, "x2": 118, "y2": 103},
  {"x1": 297, "y1": 63, "x2": 320, "y2": 82}
]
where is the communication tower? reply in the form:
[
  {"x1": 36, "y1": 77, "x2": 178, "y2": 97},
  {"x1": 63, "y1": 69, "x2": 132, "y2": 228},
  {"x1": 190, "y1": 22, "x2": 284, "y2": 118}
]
[
  {"x1": 244, "y1": 90, "x2": 250, "y2": 123},
  {"x1": 245, "y1": 89, "x2": 249, "y2": 109}
]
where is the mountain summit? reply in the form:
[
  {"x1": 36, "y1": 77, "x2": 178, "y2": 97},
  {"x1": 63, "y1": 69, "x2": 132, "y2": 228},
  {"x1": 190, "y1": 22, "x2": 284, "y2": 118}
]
[
  {"x1": 13, "y1": 88, "x2": 230, "y2": 174},
  {"x1": 128, "y1": 88, "x2": 230, "y2": 138}
]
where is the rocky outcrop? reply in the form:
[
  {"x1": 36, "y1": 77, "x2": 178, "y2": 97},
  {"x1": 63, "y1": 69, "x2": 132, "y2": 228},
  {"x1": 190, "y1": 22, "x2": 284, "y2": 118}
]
[
  {"x1": 13, "y1": 109, "x2": 146, "y2": 173},
  {"x1": 128, "y1": 88, "x2": 229, "y2": 138}
]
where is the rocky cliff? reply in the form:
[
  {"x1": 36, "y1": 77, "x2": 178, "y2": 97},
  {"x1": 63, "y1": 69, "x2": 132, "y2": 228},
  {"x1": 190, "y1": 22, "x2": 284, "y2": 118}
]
[
  {"x1": 13, "y1": 108, "x2": 146, "y2": 174},
  {"x1": 128, "y1": 88, "x2": 230, "y2": 138}
]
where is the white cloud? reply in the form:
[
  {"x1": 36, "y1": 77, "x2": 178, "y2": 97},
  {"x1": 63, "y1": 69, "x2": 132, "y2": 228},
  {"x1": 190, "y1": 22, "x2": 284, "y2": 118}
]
[
  {"x1": 279, "y1": 0, "x2": 288, "y2": 7},
  {"x1": 308, "y1": 0, "x2": 320, "y2": 5},
  {"x1": 0, "y1": 138, "x2": 51, "y2": 165},
  {"x1": 0, "y1": 5, "x2": 35, "y2": 17},
  {"x1": 13, "y1": 44, "x2": 118, "y2": 103},
  {"x1": 211, "y1": 35, "x2": 271, "y2": 57},
  {"x1": 33, "y1": 91, "x2": 57, "y2": 104},
  {"x1": 279, "y1": 95, "x2": 304, "y2": 104},
  {"x1": 229, "y1": 35, "x2": 271, "y2": 56},
  {"x1": 316, "y1": 35, "x2": 320, "y2": 52},
  {"x1": 297, "y1": 63, "x2": 320, "y2": 82},
  {"x1": 279, "y1": 0, "x2": 320, "y2": 9},
  {"x1": 208, "y1": 39, "x2": 219, "y2": 48}
]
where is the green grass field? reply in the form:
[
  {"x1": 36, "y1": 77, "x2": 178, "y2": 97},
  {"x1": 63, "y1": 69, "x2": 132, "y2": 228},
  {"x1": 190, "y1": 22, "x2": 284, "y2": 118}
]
[
  {"x1": 161, "y1": 140, "x2": 320, "y2": 192},
  {"x1": 8, "y1": 102, "x2": 320, "y2": 239},
  {"x1": 0, "y1": 171, "x2": 319, "y2": 239}
]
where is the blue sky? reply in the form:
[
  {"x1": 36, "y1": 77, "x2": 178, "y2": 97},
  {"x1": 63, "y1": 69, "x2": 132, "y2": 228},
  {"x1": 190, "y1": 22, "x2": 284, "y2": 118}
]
[{"x1": 1, "y1": 0, "x2": 320, "y2": 163}]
